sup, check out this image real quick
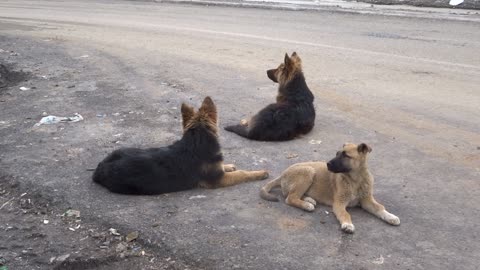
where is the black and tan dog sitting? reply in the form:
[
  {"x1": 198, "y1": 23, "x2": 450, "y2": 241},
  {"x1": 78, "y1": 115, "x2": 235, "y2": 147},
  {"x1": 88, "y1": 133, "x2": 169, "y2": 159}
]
[
  {"x1": 260, "y1": 143, "x2": 400, "y2": 233},
  {"x1": 224, "y1": 52, "x2": 315, "y2": 141},
  {"x1": 93, "y1": 97, "x2": 269, "y2": 195}
]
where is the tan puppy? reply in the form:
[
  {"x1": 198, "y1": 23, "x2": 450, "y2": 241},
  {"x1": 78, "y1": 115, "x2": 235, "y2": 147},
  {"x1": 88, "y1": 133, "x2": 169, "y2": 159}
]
[{"x1": 260, "y1": 143, "x2": 400, "y2": 233}]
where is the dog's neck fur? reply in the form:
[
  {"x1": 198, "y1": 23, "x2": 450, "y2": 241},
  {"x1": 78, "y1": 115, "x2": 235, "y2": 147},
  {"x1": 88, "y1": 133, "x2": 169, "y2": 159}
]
[
  {"x1": 277, "y1": 72, "x2": 314, "y2": 104},
  {"x1": 179, "y1": 125, "x2": 222, "y2": 160},
  {"x1": 342, "y1": 165, "x2": 371, "y2": 183}
]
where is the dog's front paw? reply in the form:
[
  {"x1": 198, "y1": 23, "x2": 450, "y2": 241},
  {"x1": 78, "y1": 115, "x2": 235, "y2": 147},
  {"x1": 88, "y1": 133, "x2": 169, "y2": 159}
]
[
  {"x1": 382, "y1": 211, "x2": 400, "y2": 226},
  {"x1": 256, "y1": 170, "x2": 269, "y2": 180},
  {"x1": 223, "y1": 164, "x2": 236, "y2": 172},
  {"x1": 240, "y1": 119, "x2": 248, "y2": 126},
  {"x1": 303, "y1": 197, "x2": 317, "y2": 206},
  {"x1": 341, "y1": 223, "x2": 355, "y2": 234}
]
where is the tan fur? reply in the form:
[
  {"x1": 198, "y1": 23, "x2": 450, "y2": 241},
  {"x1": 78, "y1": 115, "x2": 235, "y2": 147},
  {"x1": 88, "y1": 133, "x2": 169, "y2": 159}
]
[{"x1": 260, "y1": 143, "x2": 400, "y2": 233}]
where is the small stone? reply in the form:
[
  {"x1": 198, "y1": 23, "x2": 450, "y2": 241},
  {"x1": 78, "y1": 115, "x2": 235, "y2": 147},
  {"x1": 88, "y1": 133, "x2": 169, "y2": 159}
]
[
  {"x1": 64, "y1": 209, "x2": 80, "y2": 218},
  {"x1": 108, "y1": 228, "x2": 120, "y2": 236},
  {"x1": 116, "y1": 242, "x2": 127, "y2": 253},
  {"x1": 56, "y1": 254, "x2": 70, "y2": 262},
  {"x1": 126, "y1": 231, "x2": 139, "y2": 242}
]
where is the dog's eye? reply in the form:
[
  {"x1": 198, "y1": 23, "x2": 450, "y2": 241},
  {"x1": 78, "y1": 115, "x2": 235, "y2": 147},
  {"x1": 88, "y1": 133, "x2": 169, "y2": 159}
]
[{"x1": 342, "y1": 151, "x2": 352, "y2": 158}]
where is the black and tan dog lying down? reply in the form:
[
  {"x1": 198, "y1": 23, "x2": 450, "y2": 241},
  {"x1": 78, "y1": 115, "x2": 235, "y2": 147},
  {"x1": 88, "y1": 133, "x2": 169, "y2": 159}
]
[
  {"x1": 93, "y1": 97, "x2": 269, "y2": 195},
  {"x1": 260, "y1": 143, "x2": 400, "y2": 233}
]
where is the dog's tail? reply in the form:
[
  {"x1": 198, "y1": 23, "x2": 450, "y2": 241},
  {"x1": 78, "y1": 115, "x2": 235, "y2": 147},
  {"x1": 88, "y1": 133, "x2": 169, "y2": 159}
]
[
  {"x1": 224, "y1": 124, "x2": 249, "y2": 138},
  {"x1": 259, "y1": 176, "x2": 282, "y2": 202}
]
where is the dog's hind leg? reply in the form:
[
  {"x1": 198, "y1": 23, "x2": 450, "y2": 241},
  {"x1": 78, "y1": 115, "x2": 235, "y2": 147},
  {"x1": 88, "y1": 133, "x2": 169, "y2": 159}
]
[
  {"x1": 214, "y1": 170, "x2": 269, "y2": 188},
  {"x1": 283, "y1": 166, "x2": 316, "y2": 212},
  {"x1": 360, "y1": 196, "x2": 400, "y2": 226}
]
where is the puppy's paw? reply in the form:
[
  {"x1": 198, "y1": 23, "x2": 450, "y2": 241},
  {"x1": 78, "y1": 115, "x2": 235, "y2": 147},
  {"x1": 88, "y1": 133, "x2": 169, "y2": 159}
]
[
  {"x1": 258, "y1": 170, "x2": 269, "y2": 180},
  {"x1": 382, "y1": 211, "x2": 400, "y2": 226},
  {"x1": 341, "y1": 223, "x2": 355, "y2": 234},
  {"x1": 223, "y1": 164, "x2": 236, "y2": 172},
  {"x1": 303, "y1": 197, "x2": 317, "y2": 206},
  {"x1": 303, "y1": 202, "x2": 315, "y2": 212},
  {"x1": 240, "y1": 119, "x2": 248, "y2": 126}
]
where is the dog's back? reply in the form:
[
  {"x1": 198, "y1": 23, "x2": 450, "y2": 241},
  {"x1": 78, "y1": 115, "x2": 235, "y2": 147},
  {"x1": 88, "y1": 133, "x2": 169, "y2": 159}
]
[{"x1": 93, "y1": 146, "x2": 201, "y2": 195}]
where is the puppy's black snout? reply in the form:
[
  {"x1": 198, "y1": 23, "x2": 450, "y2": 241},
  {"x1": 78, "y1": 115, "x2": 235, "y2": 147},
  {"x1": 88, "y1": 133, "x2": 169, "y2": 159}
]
[{"x1": 327, "y1": 162, "x2": 332, "y2": 169}]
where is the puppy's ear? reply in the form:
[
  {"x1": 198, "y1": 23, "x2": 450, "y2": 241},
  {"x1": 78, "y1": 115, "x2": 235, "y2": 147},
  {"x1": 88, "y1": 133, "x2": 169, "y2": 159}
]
[
  {"x1": 199, "y1": 96, "x2": 217, "y2": 123},
  {"x1": 358, "y1": 143, "x2": 372, "y2": 154},
  {"x1": 181, "y1": 103, "x2": 195, "y2": 129}
]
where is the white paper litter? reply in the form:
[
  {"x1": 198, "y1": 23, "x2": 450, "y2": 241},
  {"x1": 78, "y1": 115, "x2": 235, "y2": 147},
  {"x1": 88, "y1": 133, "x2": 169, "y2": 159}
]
[{"x1": 35, "y1": 113, "x2": 83, "y2": 126}]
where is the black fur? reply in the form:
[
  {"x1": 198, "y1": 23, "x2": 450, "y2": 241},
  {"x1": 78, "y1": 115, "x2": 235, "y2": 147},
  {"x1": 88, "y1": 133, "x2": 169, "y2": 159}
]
[
  {"x1": 225, "y1": 72, "x2": 315, "y2": 141},
  {"x1": 92, "y1": 124, "x2": 224, "y2": 195}
]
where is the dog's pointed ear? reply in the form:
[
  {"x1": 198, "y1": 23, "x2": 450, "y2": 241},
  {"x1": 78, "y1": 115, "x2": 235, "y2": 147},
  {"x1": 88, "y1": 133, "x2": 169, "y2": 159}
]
[
  {"x1": 284, "y1": 53, "x2": 292, "y2": 66},
  {"x1": 358, "y1": 143, "x2": 372, "y2": 154},
  {"x1": 181, "y1": 103, "x2": 195, "y2": 129},
  {"x1": 199, "y1": 96, "x2": 217, "y2": 123},
  {"x1": 291, "y1": 51, "x2": 302, "y2": 64}
]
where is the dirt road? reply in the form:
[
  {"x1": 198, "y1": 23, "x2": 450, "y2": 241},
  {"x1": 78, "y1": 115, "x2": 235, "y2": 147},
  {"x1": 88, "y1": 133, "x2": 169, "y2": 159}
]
[{"x1": 1, "y1": 0, "x2": 479, "y2": 269}]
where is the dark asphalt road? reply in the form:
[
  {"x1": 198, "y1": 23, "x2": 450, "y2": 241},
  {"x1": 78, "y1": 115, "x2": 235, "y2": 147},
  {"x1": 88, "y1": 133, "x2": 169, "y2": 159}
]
[{"x1": 0, "y1": 1, "x2": 479, "y2": 269}]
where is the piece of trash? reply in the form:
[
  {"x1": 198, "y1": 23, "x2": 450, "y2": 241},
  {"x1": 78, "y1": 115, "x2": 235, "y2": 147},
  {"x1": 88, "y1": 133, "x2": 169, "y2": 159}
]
[
  {"x1": 372, "y1": 255, "x2": 384, "y2": 265},
  {"x1": 35, "y1": 113, "x2": 83, "y2": 126},
  {"x1": 42, "y1": 112, "x2": 48, "y2": 116},
  {"x1": 19, "y1": 86, "x2": 30, "y2": 91},
  {"x1": 43, "y1": 219, "x2": 49, "y2": 224},
  {"x1": 0, "y1": 266, "x2": 7, "y2": 270},
  {"x1": 56, "y1": 254, "x2": 70, "y2": 262},
  {"x1": 325, "y1": 211, "x2": 329, "y2": 215},
  {"x1": 126, "y1": 231, "x2": 139, "y2": 242},
  {"x1": 112, "y1": 112, "x2": 120, "y2": 116},
  {"x1": 309, "y1": 139, "x2": 322, "y2": 145},
  {"x1": 64, "y1": 209, "x2": 81, "y2": 218},
  {"x1": 189, "y1": 195, "x2": 206, "y2": 200},
  {"x1": 108, "y1": 228, "x2": 120, "y2": 236},
  {"x1": 449, "y1": 0, "x2": 464, "y2": 5},
  {"x1": 113, "y1": 133, "x2": 123, "y2": 137},
  {"x1": 68, "y1": 227, "x2": 76, "y2": 232},
  {"x1": 78, "y1": 55, "x2": 89, "y2": 58},
  {"x1": 286, "y1": 153, "x2": 299, "y2": 159},
  {"x1": 49, "y1": 257, "x2": 56, "y2": 264},
  {"x1": 141, "y1": 250, "x2": 145, "y2": 256}
]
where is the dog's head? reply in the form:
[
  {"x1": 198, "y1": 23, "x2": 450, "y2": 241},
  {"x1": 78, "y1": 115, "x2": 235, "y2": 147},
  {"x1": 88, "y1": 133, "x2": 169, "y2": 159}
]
[
  {"x1": 327, "y1": 143, "x2": 372, "y2": 173},
  {"x1": 181, "y1": 96, "x2": 218, "y2": 135},
  {"x1": 266, "y1": 52, "x2": 302, "y2": 86}
]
